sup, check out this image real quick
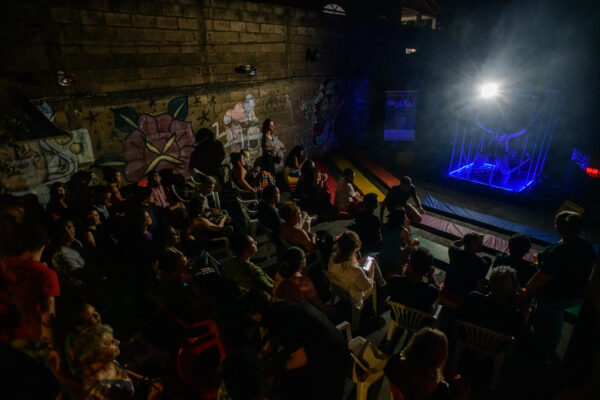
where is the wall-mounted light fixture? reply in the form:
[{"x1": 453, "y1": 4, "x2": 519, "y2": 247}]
[
  {"x1": 57, "y1": 71, "x2": 75, "y2": 87},
  {"x1": 234, "y1": 65, "x2": 258, "y2": 75}
]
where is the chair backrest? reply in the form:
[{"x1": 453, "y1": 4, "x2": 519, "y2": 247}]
[
  {"x1": 387, "y1": 300, "x2": 436, "y2": 333},
  {"x1": 454, "y1": 320, "x2": 515, "y2": 356}
]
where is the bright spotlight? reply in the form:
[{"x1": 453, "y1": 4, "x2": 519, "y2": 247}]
[{"x1": 480, "y1": 83, "x2": 499, "y2": 98}]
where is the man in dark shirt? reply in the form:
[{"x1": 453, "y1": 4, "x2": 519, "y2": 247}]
[
  {"x1": 242, "y1": 294, "x2": 349, "y2": 400},
  {"x1": 493, "y1": 233, "x2": 538, "y2": 287},
  {"x1": 527, "y1": 211, "x2": 596, "y2": 361},
  {"x1": 387, "y1": 247, "x2": 439, "y2": 313},
  {"x1": 380, "y1": 176, "x2": 424, "y2": 223},
  {"x1": 457, "y1": 266, "x2": 524, "y2": 338},
  {"x1": 257, "y1": 185, "x2": 282, "y2": 234},
  {"x1": 352, "y1": 193, "x2": 382, "y2": 253},
  {"x1": 445, "y1": 233, "x2": 491, "y2": 299}
]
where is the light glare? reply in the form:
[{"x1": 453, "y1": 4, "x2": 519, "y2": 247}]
[{"x1": 480, "y1": 83, "x2": 499, "y2": 98}]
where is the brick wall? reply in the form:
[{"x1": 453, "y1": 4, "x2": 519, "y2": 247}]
[{"x1": 0, "y1": 0, "x2": 351, "y2": 195}]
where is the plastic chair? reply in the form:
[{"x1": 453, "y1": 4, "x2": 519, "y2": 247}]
[
  {"x1": 176, "y1": 319, "x2": 226, "y2": 399},
  {"x1": 329, "y1": 282, "x2": 363, "y2": 331},
  {"x1": 386, "y1": 300, "x2": 442, "y2": 346},
  {"x1": 337, "y1": 321, "x2": 389, "y2": 400},
  {"x1": 451, "y1": 320, "x2": 516, "y2": 390},
  {"x1": 236, "y1": 197, "x2": 259, "y2": 236}
]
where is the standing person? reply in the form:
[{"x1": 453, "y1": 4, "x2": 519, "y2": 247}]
[
  {"x1": 380, "y1": 176, "x2": 424, "y2": 224},
  {"x1": 261, "y1": 119, "x2": 283, "y2": 175},
  {"x1": 188, "y1": 128, "x2": 226, "y2": 177},
  {"x1": 527, "y1": 211, "x2": 596, "y2": 362},
  {"x1": 334, "y1": 168, "x2": 363, "y2": 213},
  {"x1": 241, "y1": 294, "x2": 349, "y2": 400},
  {"x1": 444, "y1": 233, "x2": 491, "y2": 299}
]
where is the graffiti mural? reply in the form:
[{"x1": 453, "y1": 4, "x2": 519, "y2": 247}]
[
  {"x1": 110, "y1": 97, "x2": 196, "y2": 182},
  {"x1": 312, "y1": 79, "x2": 344, "y2": 146},
  {"x1": 0, "y1": 128, "x2": 94, "y2": 202},
  {"x1": 222, "y1": 94, "x2": 262, "y2": 162}
]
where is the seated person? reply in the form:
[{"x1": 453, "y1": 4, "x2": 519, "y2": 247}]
[
  {"x1": 493, "y1": 233, "x2": 538, "y2": 287},
  {"x1": 191, "y1": 199, "x2": 230, "y2": 239},
  {"x1": 285, "y1": 145, "x2": 307, "y2": 176},
  {"x1": 147, "y1": 170, "x2": 185, "y2": 215},
  {"x1": 50, "y1": 218, "x2": 87, "y2": 284},
  {"x1": 379, "y1": 208, "x2": 420, "y2": 270},
  {"x1": 257, "y1": 185, "x2": 282, "y2": 234},
  {"x1": 456, "y1": 266, "x2": 525, "y2": 338},
  {"x1": 444, "y1": 233, "x2": 491, "y2": 298},
  {"x1": 380, "y1": 176, "x2": 425, "y2": 224},
  {"x1": 273, "y1": 247, "x2": 333, "y2": 315},
  {"x1": 92, "y1": 185, "x2": 112, "y2": 223},
  {"x1": 327, "y1": 231, "x2": 385, "y2": 309},
  {"x1": 46, "y1": 182, "x2": 69, "y2": 221},
  {"x1": 231, "y1": 152, "x2": 275, "y2": 193},
  {"x1": 103, "y1": 167, "x2": 125, "y2": 203},
  {"x1": 334, "y1": 168, "x2": 363, "y2": 213},
  {"x1": 387, "y1": 247, "x2": 440, "y2": 313},
  {"x1": 220, "y1": 234, "x2": 273, "y2": 297},
  {"x1": 385, "y1": 328, "x2": 455, "y2": 400},
  {"x1": 188, "y1": 174, "x2": 226, "y2": 224},
  {"x1": 279, "y1": 202, "x2": 316, "y2": 253},
  {"x1": 294, "y1": 160, "x2": 333, "y2": 215},
  {"x1": 352, "y1": 193, "x2": 382, "y2": 253},
  {"x1": 71, "y1": 324, "x2": 162, "y2": 399},
  {"x1": 62, "y1": 301, "x2": 103, "y2": 378}
]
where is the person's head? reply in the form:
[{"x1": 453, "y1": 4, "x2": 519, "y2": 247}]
[
  {"x1": 85, "y1": 208, "x2": 101, "y2": 227},
  {"x1": 157, "y1": 224, "x2": 180, "y2": 248},
  {"x1": 261, "y1": 185, "x2": 280, "y2": 205},
  {"x1": 508, "y1": 233, "x2": 531, "y2": 258},
  {"x1": 73, "y1": 303, "x2": 102, "y2": 332},
  {"x1": 72, "y1": 324, "x2": 120, "y2": 368},
  {"x1": 220, "y1": 347, "x2": 265, "y2": 400},
  {"x1": 488, "y1": 266, "x2": 520, "y2": 302},
  {"x1": 197, "y1": 174, "x2": 216, "y2": 195},
  {"x1": 300, "y1": 159, "x2": 316, "y2": 176},
  {"x1": 388, "y1": 208, "x2": 408, "y2": 229},
  {"x1": 290, "y1": 145, "x2": 304, "y2": 159},
  {"x1": 240, "y1": 149, "x2": 250, "y2": 161},
  {"x1": 103, "y1": 167, "x2": 121, "y2": 185},
  {"x1": 343, "y1": 168, "x2": 355, "y2": 183},
  {"x1": 94, "y1": 185, "x2": 112, "y2": 206},
  {"x1": 279, "y1": 247, "x2": 306, "y2": 278},
  {"x1": 335, "y1": 231, "x2": 362, "y2": 261},
  {"x1": 56, "y1": 218, "x2": 76, "y2": 245},
  {"x1": 148, "y1": 170, "x2": 161, "y2": 187},
  {"x1": 131, "y1": 208, "x2": 152, "y2": 233},
  {"x1": 400, "y1": 176, "x2": 412, "y2": 186},
  {"x1": 230, "y1": 152, "x2": 243, "y2": 167},
  {"x1": 157, "y1": 250, "x2": 188, "y2": 281},
  {"x1": 554, "y1": 211, "x2": 584, "y2": 239},
  {"x1": 279, "y1": 202, "x2": 301, "y2": 225},
  {"x1": 463, "y1": 232, "x2": 484, "y2": 253},
  {"x1": 408, "y1": 247, "x2": 433, "y2": 276},
  {"x1": 230, "y1": 234, "x2": 258, "y2": 258},
  {"x1": 363, "y1": 193, "x2": 378, "y2": 212},
  {"x1": 135, "y1": 187, "x2": 154, "y2": 206},
  {"x1": 50, "y1": 182, "x2": 66, "y2": 199},
  {"x1": 15, "y1": 223, "x2": 48, "y2": 256},
  {"x1": 195, "y1": 127, "x2": 215, "y2": 145},
  {"x1": 261, "y1": 119, "x2": 274, "y2": 135},
  {"x1": 401, "y1": 327, "x2": 448, "y2": 396}
]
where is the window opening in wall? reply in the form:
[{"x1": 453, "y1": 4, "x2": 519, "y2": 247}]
[{"x1": 323, "y1": 3, "x2": 347, "y2": 16}]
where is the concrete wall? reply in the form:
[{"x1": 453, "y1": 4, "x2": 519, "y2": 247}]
[{"x1": 0, "y1": 0, "x2": 351, "y2": 197}]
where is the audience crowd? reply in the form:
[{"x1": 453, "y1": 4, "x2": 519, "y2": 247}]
[{"x1": 0, "y1": 122, "x2": 597, "y2": 400}]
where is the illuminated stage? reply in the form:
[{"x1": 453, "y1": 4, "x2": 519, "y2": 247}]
[{"x1": 448, "y1": 89, "x2": 562, "y2": 193}]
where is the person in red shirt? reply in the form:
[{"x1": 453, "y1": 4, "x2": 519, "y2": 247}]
[{"x1": 0, "y1": 224, "x2": 60, "y2": 344}]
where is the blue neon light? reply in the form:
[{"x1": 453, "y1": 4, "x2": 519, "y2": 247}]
[{"x1": 448, "y1": 163, "x2": 535, "y2": 192}]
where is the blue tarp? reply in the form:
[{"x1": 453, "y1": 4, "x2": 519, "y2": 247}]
[{"x1": 422, "y1": 196, "x2": 561, "y2": 245}]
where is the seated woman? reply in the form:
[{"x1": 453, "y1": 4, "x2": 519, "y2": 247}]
[
  {"x1": 285, "y1": 145, "x2": 307, "y2": 177},
  {"x1": 51, "y1": 218, "x2": 87, "y2": 285},
  {"x1": 279, "y1": 202, "x2": 316, "y2": 253},
  {"x1": 231, "y1": 152, "x2": 275, "y2": 193},
  {"x1": 273, "y1": 247, "x2": 334, "y2": 315},
  {"x1": 294, "y1": 160, "x2": 333, "y2": 215},
  {"x1": 62, "y1": 301, "x2": 103, "y2": 379},
  {"x1": 103, "y1": 167, "x2": 125, "y2": 203},
  {"x1": 334, "y1": 168, "x2": 363, "y2": 213},
  {"x1": 71, "y1": 324, "x2": 162, "y2": 400},
  {"x1": 379, "y1": 208, "x2": 420, "y2": 272},
  {"x1": 327, "y1": 231, "x2": 385, "y2": 310},
  {"x1": 191, "y1": 199, "x2": 231, "y2": 240},
  {"x1": 385, "y1": 328, "x2": 457, "y2": 400}
]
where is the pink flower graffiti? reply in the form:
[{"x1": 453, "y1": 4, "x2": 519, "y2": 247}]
[{"x1": 123, "y1": 113, "x2": 195, "y2": 182}]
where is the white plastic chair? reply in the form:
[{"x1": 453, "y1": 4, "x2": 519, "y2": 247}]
[
  {"x1": 386, "y1": 300, "x2": 442, "y2": 346},
  {"x1": 337, "y1": 321, "x2": 389, "y2": 400},
  {"x1": 452, "y1": 320, "x2": 516, "y2": 390}
]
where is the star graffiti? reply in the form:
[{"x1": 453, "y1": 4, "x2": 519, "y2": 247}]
[
  {"x1": 196, "y1": 110, "x2": 210, "y2": 124},
  {"x1": 148, "y1": 96, "x2": 156, "y2": 109},
  {"x1": 84, "y1": 110, "x2": 99, "y2": 125},
  {"x1": 110, "y1": 129, "x2": 120, "y2": 139},
  {"x1": 194, "y1": 96, "x2": 202, "y2": 106},
  {"x1": 209, "y1": 96, "x2": 217, "y2": 106}
]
